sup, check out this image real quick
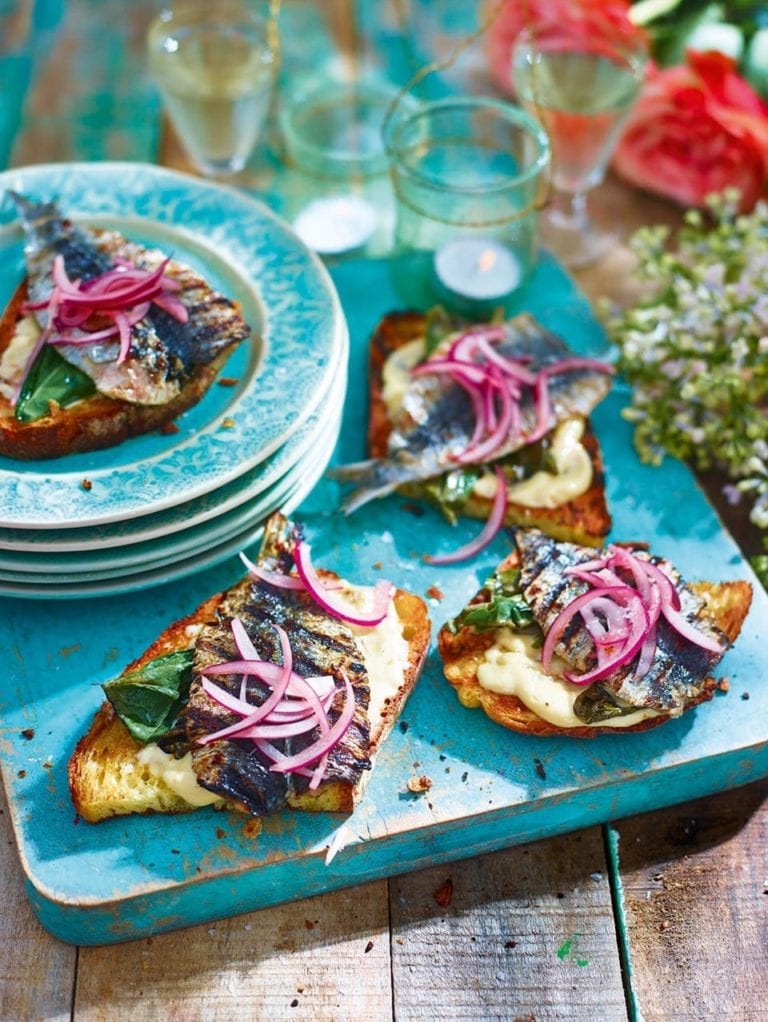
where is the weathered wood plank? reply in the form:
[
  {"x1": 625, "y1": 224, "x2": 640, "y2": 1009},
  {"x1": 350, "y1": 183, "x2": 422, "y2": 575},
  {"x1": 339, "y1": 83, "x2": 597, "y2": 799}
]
[
  {"x1": 389, "y1": 828, "x2": 628, "y2": 1021},
  {"x1": 73, "y1": 879, "x2": 392, "y2": 1022},
  {"x1": 10, "y1": 0, "x2": 161, "y2": 167},
  {"x1": 611, "y1": 778, "x2": 768, "y2": 1022},
  {"x1": 0, "y1": 778, "x2": 76, "y2": 1022}
]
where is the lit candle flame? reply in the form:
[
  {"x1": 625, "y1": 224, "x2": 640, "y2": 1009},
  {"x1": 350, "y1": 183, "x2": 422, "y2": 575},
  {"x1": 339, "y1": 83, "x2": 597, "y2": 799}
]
[{"x1": 477, "y1": 248, "x2": 497, "y2": 273}]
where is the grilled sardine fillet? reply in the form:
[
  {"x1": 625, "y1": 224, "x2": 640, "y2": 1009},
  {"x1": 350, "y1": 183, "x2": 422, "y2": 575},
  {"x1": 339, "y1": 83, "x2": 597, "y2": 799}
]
[
  {"x1": 69, "y1": 514, "x2": 431, "y2": 823},
  {"x1": 0, "y1": 193, "x2": 251, "y2": 459},
  {"x1": 333, "y1": 310, "x2": 611, "y2": 545},
  {"x1": 438, "y1": 529, "x2": 752, "y2": 737}
]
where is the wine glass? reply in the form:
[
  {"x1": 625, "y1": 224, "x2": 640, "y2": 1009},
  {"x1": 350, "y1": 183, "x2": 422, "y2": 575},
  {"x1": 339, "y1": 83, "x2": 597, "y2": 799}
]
[
  {"x1": 511, "y1": 14, "x2": 647, "y2": 267},
  {"x1": 146, "y1": 2, "x2": 275, "y2": 178}
]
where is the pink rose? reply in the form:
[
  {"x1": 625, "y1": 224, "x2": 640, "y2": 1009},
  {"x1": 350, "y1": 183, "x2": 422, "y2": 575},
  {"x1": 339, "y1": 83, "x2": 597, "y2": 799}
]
[
  {"x1": 486, "y1": 0, "x2": 642, "y2": 95},
  {"x1": 613, "y1": 51, "x2": 768, "y2": 212}
]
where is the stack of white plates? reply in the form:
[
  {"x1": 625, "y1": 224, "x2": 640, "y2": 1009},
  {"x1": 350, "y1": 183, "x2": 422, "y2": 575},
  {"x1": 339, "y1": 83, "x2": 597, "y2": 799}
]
[{"x1": 0, "y1": 163, "x2": 348, "y2": 599}]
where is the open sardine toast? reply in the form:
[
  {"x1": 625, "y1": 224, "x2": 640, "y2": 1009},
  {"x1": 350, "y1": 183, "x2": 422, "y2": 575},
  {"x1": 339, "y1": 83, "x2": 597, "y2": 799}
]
[
  {"x1": 0, "y1": 193, "x2": 250, "y2": 460},
  {"x1": 331, "y1": 310, "x2": 613, "y2": 547},
  {"x1": 69, "y1": 513, "x2": 431, "y2": 823},
  {"x1": 438, "y1": 528, "x2": 752, "y2": 737}
]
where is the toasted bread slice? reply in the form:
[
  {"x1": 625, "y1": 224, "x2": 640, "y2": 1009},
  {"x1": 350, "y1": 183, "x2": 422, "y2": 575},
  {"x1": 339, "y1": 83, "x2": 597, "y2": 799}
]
[
  {"x1": 438, "y1": 549, "x2": 752, "y2": 738},
  {"x1": 0, "y1": 279, "x2": 244, "y2": 461},
  {"x1": 368, "y1": 311, "x2": 611, "y2": 546},
  {"x1": 69, "y1": 584, "x2": 430, "y2": 823}
]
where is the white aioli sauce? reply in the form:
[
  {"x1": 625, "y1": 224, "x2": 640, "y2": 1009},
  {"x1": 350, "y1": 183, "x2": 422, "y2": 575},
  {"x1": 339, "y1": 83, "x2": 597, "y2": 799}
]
[
  {"x1": 380, "y1": 338, "x2": 593, "y2": 507},
  {"x1": 348, "y1": 587, "x2": 411, "y2": 741},
  {"x1": 0, "y1": 315, "x2": 41, "y2": 401},
  {"x1": 472, "y1": 418, "x2": 593, "y2": 508},
  {"x1": 136, "y1": 747, "x2": 223, "y2": 807},
  {"x1": 476, "y1": 628, "x2": 662, "y2": 729}
]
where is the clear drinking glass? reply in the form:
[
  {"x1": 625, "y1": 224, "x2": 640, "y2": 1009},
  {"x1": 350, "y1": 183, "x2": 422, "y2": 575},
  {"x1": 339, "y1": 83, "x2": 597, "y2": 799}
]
[
  {"x1": 511, "y1": 17, "x2": 647, "y2": 266},
  {"x1": 387, "y1": 96, "x2": 550, "y2": 318},
  {"x1": 147, "y1": 1, "x2": 274, "y2": 178},
  {"x1": 279, "y1": 79, "x2": 402, "y2": 257}
]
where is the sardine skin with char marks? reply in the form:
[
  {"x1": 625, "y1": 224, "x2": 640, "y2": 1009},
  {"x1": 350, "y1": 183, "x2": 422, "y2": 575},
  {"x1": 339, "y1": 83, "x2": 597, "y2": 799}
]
[{"x1": 7, "y1": 191, "x2": 250, "y2": 406}]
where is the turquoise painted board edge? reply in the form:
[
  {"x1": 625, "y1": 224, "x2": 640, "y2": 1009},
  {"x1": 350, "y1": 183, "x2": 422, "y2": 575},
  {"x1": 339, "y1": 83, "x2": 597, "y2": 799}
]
[
  {"x1": 19, "y1": 747, "x2": 768, "y2": 945},
  {"x1": 2, "y1": 251, "x2": 767, "y2": 946}
]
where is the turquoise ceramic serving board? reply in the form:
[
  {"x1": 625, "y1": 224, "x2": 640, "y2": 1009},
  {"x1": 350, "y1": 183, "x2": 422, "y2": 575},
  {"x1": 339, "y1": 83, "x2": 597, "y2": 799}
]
[{"x1": 1, "y1": 254, "x2": 766, "y2": 946}]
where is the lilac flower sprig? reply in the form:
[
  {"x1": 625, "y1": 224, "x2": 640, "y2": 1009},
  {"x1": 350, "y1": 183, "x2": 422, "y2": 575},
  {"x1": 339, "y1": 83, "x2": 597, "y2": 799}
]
[{"x1": 603, "y1": 191, "x2": 768, "y2": 536}]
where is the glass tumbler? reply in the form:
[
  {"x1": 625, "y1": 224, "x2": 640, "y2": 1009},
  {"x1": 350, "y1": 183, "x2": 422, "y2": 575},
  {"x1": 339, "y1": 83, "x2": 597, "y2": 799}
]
[
  {"x1": 147, "y1": 1, "x2": 274, "y2": 178},
  {"x1": 279, "y1": 78, "x2": 405, "y2": 258},
  {"x1": 387, "y1": 97, "x2": 550, "y2": 318}
]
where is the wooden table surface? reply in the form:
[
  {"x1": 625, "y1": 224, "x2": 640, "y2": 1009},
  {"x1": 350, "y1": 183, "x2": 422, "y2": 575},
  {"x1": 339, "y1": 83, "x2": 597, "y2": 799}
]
[{"x1": 1, "y1": 3, "x2": 766, "y2": 1020}]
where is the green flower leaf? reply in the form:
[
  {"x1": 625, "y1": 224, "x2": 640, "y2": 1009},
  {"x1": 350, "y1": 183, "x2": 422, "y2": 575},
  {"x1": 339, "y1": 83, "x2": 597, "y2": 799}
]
[
  {"x1": 102, "y1": 649, "x2": 195, "y2": 745},
  {"x1": 15, "y1": 345, "x2": 96, "y2": 423}
]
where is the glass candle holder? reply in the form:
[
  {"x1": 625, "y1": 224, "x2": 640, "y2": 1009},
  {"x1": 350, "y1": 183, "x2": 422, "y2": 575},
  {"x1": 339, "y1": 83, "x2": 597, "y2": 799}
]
[
  {"x1": 279, "y1": 79, "x2": 406, "y2": 258},
  {"x1": 387, "y1": 97, "x2": 550, "y2": 318}
]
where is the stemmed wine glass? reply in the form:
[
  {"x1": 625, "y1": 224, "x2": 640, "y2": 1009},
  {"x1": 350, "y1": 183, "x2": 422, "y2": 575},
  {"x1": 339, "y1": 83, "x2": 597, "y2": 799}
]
[
  {"x1": 146, "y1": 2, "x2": 276, "y2": 178},
  {"x1": 511, "y1": 13, "x2": 647, "y2": 267}
]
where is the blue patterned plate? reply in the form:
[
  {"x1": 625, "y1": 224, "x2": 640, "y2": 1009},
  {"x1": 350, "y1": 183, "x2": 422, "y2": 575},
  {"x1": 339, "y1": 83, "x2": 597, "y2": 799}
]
[
  {"x1": 0, "y1": 415, "x2": 336, "y2": 598},
  {"x1": 0, "y1": 163, "x2": 346, "y2": 529},
  {"x1": 0, "y1": 388, "x2": 344, "y2": 577}
]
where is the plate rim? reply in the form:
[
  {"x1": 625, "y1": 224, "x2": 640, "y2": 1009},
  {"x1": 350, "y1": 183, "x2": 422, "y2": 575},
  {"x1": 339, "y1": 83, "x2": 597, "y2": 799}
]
[
  {"x1": 0, "y1": 402, "x2": 343, "y2": 577},
  {"x1": 0, "y1": 354, "x2": 348, "y2": 553}
]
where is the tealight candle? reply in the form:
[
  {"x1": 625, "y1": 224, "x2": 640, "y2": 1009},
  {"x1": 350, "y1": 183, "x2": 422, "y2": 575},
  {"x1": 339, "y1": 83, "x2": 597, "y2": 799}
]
[
  {"x1": 293, "y1": 195, "x2": 378, "y2": 255},
  {"x1": 434, "y1": 238, "x2": 523, "y2": 303}
]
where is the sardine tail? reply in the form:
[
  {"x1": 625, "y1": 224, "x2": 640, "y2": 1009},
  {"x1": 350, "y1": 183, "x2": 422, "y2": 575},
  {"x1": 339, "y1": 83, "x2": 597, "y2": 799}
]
[
  {"x1": 5, "y1": 190, "x2": 59, "y2": 227},
  {"x1": 328, "y1": 459, "x2": 398, "y2": 515}
]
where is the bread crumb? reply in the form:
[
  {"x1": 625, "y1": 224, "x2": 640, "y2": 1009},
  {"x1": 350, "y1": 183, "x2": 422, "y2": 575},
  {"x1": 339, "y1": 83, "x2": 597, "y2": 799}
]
[
  {"x1": 433, "y1": 878, "x2": 453, "y2": 908},
  {"x1": 20, "y1": 728, "x2": 34, "y2": 740},
  {"x1": 242, "y1": 818, "x2": 262, "y2": 839},
  {"x1": 426, "y1": 585, "x2": 444, "y2": 601},
  {"x1": 218, "y1": 376, "x2": 239, "y2": 387},
  {"x1": 373, "y1": 561, "x2": 382, "y2": 570},
  {"x1": 221, "y1": 417, "x2": 236, "y2": 429},
  {"x1": 364, "y1": 940, "x2": 374, "y2": 953},
  {"x1": 407, "y1": 774, "x2": 432, "y2": 793},
  {"x1": 81, "y1": 478, "x2": 92, "y2": 491},
  {"x1": 401, "y1": 501, "x2": 425, "y2": 517},
  {"x1": 716, "y1": 678, "x2": 730, "y2": 692}
]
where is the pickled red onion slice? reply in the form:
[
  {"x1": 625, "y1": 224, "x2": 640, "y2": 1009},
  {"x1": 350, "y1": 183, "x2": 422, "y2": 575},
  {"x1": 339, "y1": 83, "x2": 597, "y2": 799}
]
[
  {"x1": 294, "y1": 541, "x2": 393, "y2": 626},
  {"x1": 546, "y1": 545, "x2": 724, "y2": 685},
  {"x1": 197, "y1": 620, "x2": 351, "y2": 791},
  {"x1": 425, "y1": 465, "x2": 508, "y2": 565}
]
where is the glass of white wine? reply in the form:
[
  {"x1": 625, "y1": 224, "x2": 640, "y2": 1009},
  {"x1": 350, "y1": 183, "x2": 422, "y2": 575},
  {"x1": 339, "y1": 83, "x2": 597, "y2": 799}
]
[
  {"x1": 147, "y1": 1, "x2": 275, "y2": 178},
  {"x1": 511, "y1": 14, "x2": 647, "y2": 267}
]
